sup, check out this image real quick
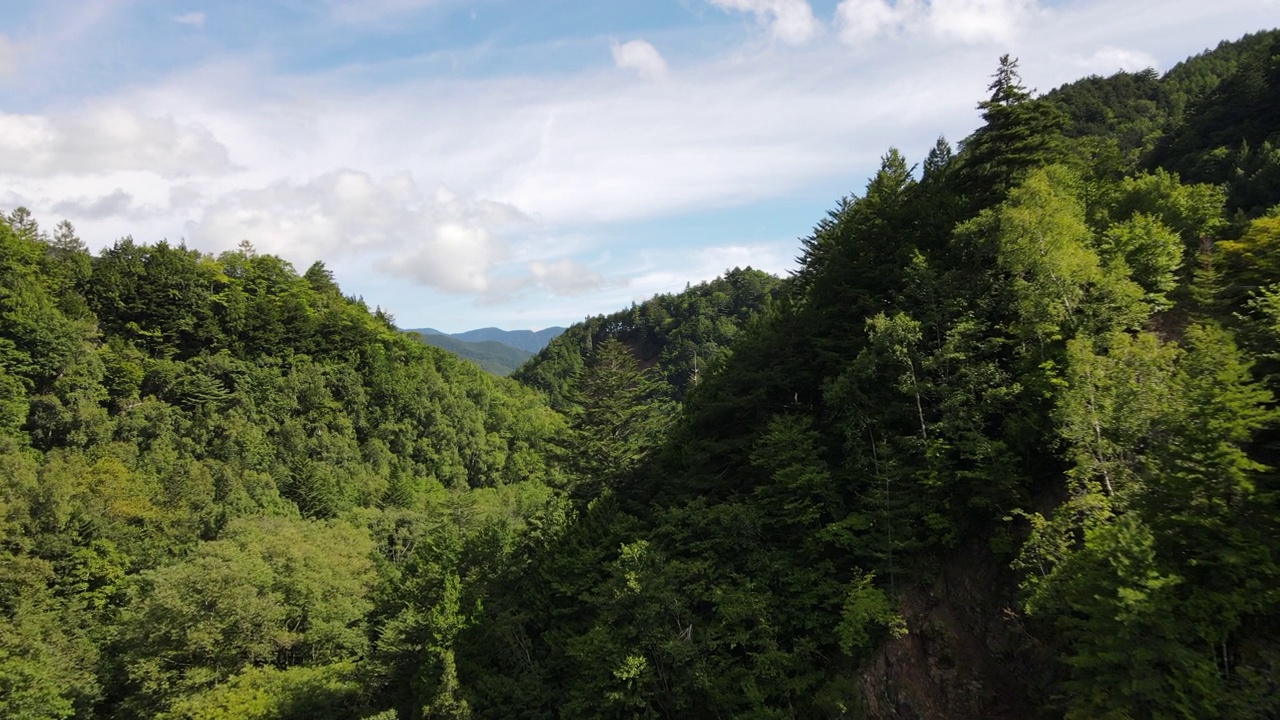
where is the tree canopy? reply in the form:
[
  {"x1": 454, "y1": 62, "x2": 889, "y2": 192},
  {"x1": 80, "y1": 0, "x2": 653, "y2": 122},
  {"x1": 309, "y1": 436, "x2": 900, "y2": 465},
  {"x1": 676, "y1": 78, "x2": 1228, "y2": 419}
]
[{"x1": 5, "y1": 32, "x2": 1280, "y2": 720}]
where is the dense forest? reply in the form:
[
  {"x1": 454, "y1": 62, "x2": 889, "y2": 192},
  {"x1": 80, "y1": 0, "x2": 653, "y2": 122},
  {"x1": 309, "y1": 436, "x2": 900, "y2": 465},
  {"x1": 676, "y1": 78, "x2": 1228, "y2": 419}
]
[
  {"x1": 3, "y1": 28, "x2": 1280, "y2": 720},
  {"x1": 514, "y1": 266, "x2": 782, "y2": 408}
]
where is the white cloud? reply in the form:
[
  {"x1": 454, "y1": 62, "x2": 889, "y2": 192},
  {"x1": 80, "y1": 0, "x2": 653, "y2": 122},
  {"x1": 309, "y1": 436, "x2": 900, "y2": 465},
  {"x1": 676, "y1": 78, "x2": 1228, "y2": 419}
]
[
  {"x1": 709, "y1": 0, "x2": 822, "y2": 44},
  {"x1": 835, "y1": 0, "x2": 1036, "y2": 46},
  {"x1": 528, "y1": 259, "x2": 606, "y2": 296},
  {"x1": 833, "y1": 0, "x2": 901, "y2": 45},
  {"x1": 2, "y1": 0, "x2": 1273, "y2": 329},
  {"x1": 185, "y1": 170, "x2": 526, "y2": 294},
  {"x1": 0, "y1": 106, "x2": 233, "y2": 177},
  {"x1": 1070, "y1": 46, "x2": 1160, "y2": 75},
  {"x1": 930, "y1": 0, "x2": 1033, "y2": 43},
  {"x1": 612, "y1": 40, "x2": 670, "y2": 80},
  {"x1": 379, "y1": 222, "x2": 502, "y2": 294},
  {"x1": 173, "y1": 11, "x2": 205, "y2": 27}
]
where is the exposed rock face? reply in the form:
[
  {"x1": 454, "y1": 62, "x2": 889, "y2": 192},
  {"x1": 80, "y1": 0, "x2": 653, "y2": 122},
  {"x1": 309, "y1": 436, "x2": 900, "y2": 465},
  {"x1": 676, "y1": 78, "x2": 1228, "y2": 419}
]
[{"x1": 859, "y1": 544, "x2": 1052, "y2": 720}]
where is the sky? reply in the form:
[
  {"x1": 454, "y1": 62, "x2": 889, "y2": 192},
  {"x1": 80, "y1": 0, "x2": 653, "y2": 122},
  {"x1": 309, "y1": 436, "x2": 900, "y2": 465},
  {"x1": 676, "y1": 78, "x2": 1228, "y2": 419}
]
[{"x1": 0, "y1": 1, "x2": 1274, "y2": 332}]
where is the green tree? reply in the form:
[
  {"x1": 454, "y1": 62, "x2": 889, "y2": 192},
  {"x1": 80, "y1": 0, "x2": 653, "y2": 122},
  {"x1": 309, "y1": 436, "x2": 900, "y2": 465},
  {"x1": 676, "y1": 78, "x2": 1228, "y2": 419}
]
[
  {"x1": 1018, "y1": 324, "x2": 1277, "y2": 720},
  {"x1": 115, "y1": 517, "x2": 375, "y2": 716},
  {"x1": 1097, "y1": 213, "x2": 1183, "y2": 306},
  {"x1": 958, "y1": 55, "x2": 1067, "y2": 207},
  {"x1": 567, "y1": 338, "x2": 672, "y2": 497},
  {"x1": 0, "y1": 588, "x2": 100, "y2": 720},
  {"x1": 158, "y1": 662, "x2": 368, "y2": 720}
]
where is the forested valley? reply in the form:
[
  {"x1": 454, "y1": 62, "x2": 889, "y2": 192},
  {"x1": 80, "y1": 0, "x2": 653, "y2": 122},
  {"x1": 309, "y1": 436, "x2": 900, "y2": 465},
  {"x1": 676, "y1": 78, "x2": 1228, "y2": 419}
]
[{"x1": 3, "y1": 28, "x2": 1280, "y2": 720}]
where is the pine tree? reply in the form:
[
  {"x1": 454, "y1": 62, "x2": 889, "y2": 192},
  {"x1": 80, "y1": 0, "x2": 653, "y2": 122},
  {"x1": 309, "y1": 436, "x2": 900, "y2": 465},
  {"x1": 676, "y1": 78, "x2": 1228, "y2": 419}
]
[
  {"x1": 958, "y1": 55, "x2": 1067, "y2": 208},
  {"x1": 567, "y1": 338, "x2": 672, "y2": 498}
]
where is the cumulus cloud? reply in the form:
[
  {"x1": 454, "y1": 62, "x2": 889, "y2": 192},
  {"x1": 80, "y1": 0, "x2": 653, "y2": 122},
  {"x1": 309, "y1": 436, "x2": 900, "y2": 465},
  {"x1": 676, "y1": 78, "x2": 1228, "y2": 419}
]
[
  {"x1": 378, "y1": 222, "x2": 501, "y2": 293},
  {"x1": 612, "y1": 40, "x2": 670, "y2": 80},
  {"x1": 186, "y1": 170, "x2": 527, "y2": 294},
  {"x1": 835, "y1": 0, "x2": 1036, "y2": 46},
  {"x1": 833, "y1": 0, "x2": 901, "y2": 45},
  {"x1": 173, "y1": 12, "x2": 205, "y2": 27},
  {"x1": 930, "y1": 0, "x2": 1034, "y2": 43},
  {"x1": 709, "y1": 0, "x2": 822, "y2": 45},
  {"x1": 0, "y1": 106, "x2": 233, "y2": 177}
]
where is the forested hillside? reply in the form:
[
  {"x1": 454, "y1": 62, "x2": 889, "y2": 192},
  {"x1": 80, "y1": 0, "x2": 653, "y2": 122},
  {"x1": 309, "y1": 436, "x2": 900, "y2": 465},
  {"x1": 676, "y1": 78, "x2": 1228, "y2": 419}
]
[
  {"x1": 447, "y1": 328, "x2": 564, "y2": 354},
  {"x1": 4, "y1": 28, "x2": 1280, "y2": 720},
  {"x1": 406, "y1": 332, "x2": 533, "y2": 376},
  {"x1": 514, "y1": 266, "x2": 782, "y2": 408},
  {"x1": 456, "y1": 37, "x2": 1280, "y2": 720},
  {"x1": 1047, "y1": 29, "x2": 1280, "y2": 214},
  {"x1": 0, "y1": 224, "x2": 570, "y2": 719}
]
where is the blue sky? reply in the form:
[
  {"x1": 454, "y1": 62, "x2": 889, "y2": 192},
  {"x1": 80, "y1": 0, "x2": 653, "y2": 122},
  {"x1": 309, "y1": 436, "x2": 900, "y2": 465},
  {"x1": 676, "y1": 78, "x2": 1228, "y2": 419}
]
[{"x1": 0, "y1": 0, "x2": 1274, "y2": 331}]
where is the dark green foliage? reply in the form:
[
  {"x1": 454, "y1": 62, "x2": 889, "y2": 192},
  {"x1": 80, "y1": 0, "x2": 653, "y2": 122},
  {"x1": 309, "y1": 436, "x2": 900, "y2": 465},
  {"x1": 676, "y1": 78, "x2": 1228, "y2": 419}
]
[
  {"x1": 113, "y1": 518, "x2": 376, "y2": 717},
  {"x1": 1048, "y1": 68, "x2": 1170, "y2": 159},
  {"x1": 1017, "y1": 326, "x2": 1278, "y2": 720},
  {"x1": 159, "y1": 662, "x2": 368, "y2": 720},
  {"x1": 1154, "y1": 32, "x2": 1280, "y2": 214},
  {"x1": 451, "y1": 40, "x2": 1280, "y2": 720},
  {"x1": 1046, "y1": 28, "x2": 1280, "y2": 215},
  {"x1": 514, "y1": 267, "x2": 782, "y2": 409},
  {"x1": 957, "y1": 55, "x2": 1068, "y2": 207},
  {"x1": 564, "y1": 339, "x2": 673, "y2": 497}
]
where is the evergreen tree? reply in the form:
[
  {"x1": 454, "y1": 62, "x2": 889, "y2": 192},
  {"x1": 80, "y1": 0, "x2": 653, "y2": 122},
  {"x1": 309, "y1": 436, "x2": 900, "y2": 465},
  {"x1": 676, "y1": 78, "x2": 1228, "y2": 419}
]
[
  {"x1": 958, "y1": 55, "x2": 1067, "y2": 208},
  {"x1": 566, "y1": 338, "x2": 672, "y2": 498}
]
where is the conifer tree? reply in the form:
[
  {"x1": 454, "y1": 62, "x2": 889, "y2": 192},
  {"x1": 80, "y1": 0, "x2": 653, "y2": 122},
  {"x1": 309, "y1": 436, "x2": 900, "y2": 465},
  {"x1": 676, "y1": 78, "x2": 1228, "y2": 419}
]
[
  {"x1": 567, "y1": 339, "x2": 671, "y2": 497},
  {"x1": 958, "y1": 55, "x2": 1066, "y2": 208}
]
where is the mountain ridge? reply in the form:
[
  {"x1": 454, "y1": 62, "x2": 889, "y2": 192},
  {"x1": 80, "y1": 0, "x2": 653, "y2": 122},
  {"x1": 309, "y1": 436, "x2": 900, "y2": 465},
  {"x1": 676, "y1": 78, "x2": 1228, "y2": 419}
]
[
  {"x1": 407, "y1": 332, "x2": 533, "y2": 376},
  {"x1": 404, "y1": 326, "x2": 565, "y2": 354}
]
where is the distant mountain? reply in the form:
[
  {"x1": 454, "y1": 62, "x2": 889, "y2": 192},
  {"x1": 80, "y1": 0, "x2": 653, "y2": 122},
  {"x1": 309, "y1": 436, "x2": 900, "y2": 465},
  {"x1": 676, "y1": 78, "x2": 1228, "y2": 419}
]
[
  {"x1": 448, "y1": 327, "x2": 565, "y2": 353},
  {"x1": 408, "y1": 332, "x2": 533, "y2": 376},
  {"x1": 404, "y1": 326, "x2": 564, "y2": 354}
]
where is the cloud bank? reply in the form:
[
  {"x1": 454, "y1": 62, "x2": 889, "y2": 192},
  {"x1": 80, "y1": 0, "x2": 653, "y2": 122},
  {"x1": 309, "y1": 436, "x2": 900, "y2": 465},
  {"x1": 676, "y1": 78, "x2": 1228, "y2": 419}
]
[
  {"x1": 0, "y1": 0, "x2": 1269, "y2": 328},
  {"x1": 186, "y1": 171, "x2": 526, "y2": 295},
  {"x1": 0, "y1": 106, "x2": 233, "y2": 177}
]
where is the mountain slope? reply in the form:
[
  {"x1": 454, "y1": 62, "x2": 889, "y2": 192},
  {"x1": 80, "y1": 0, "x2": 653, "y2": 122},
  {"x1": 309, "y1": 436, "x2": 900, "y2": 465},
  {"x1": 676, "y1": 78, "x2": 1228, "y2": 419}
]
[
  {"x1": 1046, "y1": 28, "x2": 1280, "y2": 213},
  {"x1": 0, "y1": 225, "x2": 568, "y2": 719},
  {"x1": 448, "y1": 327, "x2": 565, "y2": 353},
  {"x1": 6, "y1": 30, "x2": 1280, "y2": 720},
  {"x1": 454, "y1": 41, "x2": 1280, "y2": 720},
  {"x1": 408, "y1": 332, "x2": 533, "y2": 376},
  {"x1": 513, "y1": 266, "x2": 782, "y2": 409}
]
